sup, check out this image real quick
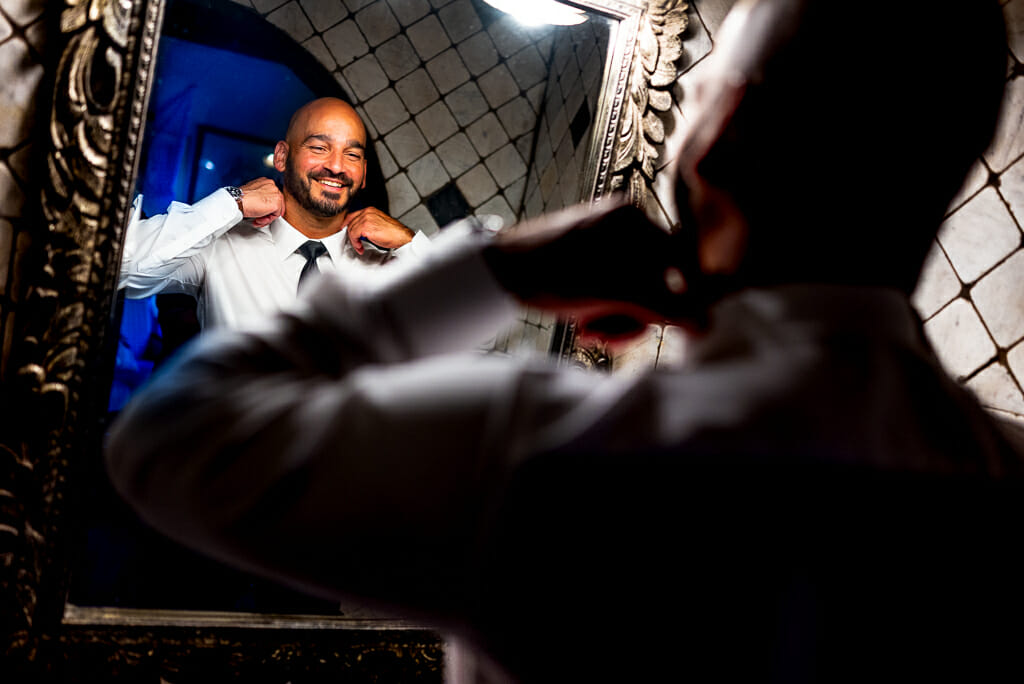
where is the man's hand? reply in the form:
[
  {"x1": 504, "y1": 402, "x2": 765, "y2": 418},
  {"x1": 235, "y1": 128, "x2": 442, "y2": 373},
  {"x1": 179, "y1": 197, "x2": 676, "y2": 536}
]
[
  {"x1": 345, "y1": 207, "x2": 414, "y2": 254},
  {"x1": 238, "y1": 178, "x2": 285, "y2": 228},
  {"x1": 482, "y1": 200, "x2": 710, "y2": 339}
]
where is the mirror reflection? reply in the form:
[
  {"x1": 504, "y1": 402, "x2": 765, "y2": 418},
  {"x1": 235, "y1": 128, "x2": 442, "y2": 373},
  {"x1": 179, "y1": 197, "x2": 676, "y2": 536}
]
[{"x1": 68, "y1": 0, "x2": 613, "y2": 616}]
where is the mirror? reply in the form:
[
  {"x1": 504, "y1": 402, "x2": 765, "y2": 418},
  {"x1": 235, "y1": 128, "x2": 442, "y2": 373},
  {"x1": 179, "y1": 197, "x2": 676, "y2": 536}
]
[{"x1": 4, "y1": 0, "x2": 691, "y2": 677}]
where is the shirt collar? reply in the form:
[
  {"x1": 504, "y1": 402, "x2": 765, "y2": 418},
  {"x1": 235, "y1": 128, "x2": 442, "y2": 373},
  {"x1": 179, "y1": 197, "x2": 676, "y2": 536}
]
[
  {"x1": 267, "y1": 216, "x2": 348, "y2": 263},
  {"x1": 691, "y1": 284, "x2": 926, "y2": 363}
]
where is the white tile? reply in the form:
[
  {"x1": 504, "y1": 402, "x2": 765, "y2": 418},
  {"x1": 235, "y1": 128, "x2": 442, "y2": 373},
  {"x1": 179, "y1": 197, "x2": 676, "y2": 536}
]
[
  {"x1": 302, "y1": 35, "x2": 336, "y2": 70},
  {"x1": 399, "y1": 203, "x2": 440, "y2": 237},
  {"x1": 1005, "y1": 0, "x2": 1024, "y2": 63},
  {"x1": 476, "y1": 193, "x2": 516, "y2": 229},
  {"x1": 375, "y1": 35, "x2": 421, "y2": 81},
  {"x1": 945, "y1": 159, "x2": 991, "y2": 215},
  {"x1": 466, "y1": 113, "x2": 509, "y2": 157},
  {"x1": 937, "y1": 187, "x2": 1020, "y2": 283},
  {"x1": 386, "y1": 172, "x2": 420, "y2": 216},
  {"x1": 912, "y1": 242, "x2": 962, "y2": 320},
  {"x1": 0, "y1": 164, "x2": 22, "y2": 221},
  {"x1": 457, "y1": 31, "x2": 499, "y2": 77},
  {"x1": 1008, "y1": 338, "x2": 1024, "y2": 388},
  {"x1": 300, "y1": 0, "x2": 348, "y2": 31},
  {"x1": 252, "y1": 0, "x2": 288, "y2": 14},
  {"x1": 374, "y1": 140, "x2": 399, "y2": 178},
  {"x1": 656, "y1": 325, "x2": 690, "y2": 369},
  {"x1": 408, "y1": 14, "x2": 451, "y2": 61},
  {"x1": 355, "y1": 1, "x2": 401, "y2": 46},
  {"x1": 343, "y1": 54, "x2": 389, "y2": 101},
  {"x1": 387, "y1": 0, "x2": 430, "y2": 26},
  {"x1": 0, "y1": 40, "x2": 42, "y2": 149},
  {"x1": 611, "y1": 325, "x2": 663, "y2": 378},
  {"x1": 355, "y1": 104, "x2": 377, "y2": 138},
  {"x1": 695, "y1": 0, "x2": 739, "y2": 37},
  {"x1": 966, "y1": 361, "x2": 1024, "y2": 414},
  {"x1": 415, "y1": 101, "x2": 459, "y2": 146},
  {"x1": 384, "y1": 120, "x2": 430, "y2": 166},
  {"x1": 478, "y1": 65, "x2": 520, "y2": 108},
  {"x1": 436, "y1": 132, "x2": 479, "y2": 177},
  {"x1": 485, "y1": 143, "x2": 526, "y2": 189},
  {"x1": 456, "y1": 164, "x2": 499, "y2": 207},
  {"x1": 343, "y1": 0, "x2": 374, "y2": 11},
  {"x1": 924, "y1": 298, "x2": 997, "y2": 379},
  {"x1": 998, "y1": 154, "x2": 1024, "y2": 226},
  {"x1": 364, "y1": 88, "x2": 410, "y2": 135},
  {"x1": 438, "y1": 0, "x2": 482, "y2": 43},
  {"x1": 503, "y1": 176, "x2": 526, "y2": 217},
  {"x1": 396, "y1": 68, "x2": 441, "y2": 114},
  {"x1": 971, "y1": 249, "x2": 1024, "y2": 347},
  {"x1": 407, "y1": 151, "x2": 450, "y2": 196},
  {"x1": 488, "y1": 15, "x2": 535, "y2": 58},
  {"x1": 445, "y1": 81, "x2": 489, "y2": 126},
  {"x1": 4, "y1": 0, "x2": 45, "y2": 23},
  {"x1": 514, "y1": 134, "x2": 534, "y2": 165},
  {"x1": 324, "y1": 20, "x2": 369, "y2": 68},
  {"x1": 507, "y1": 45, "x2": 548, "y2": 91},
  {"x1": 983, "y1": 75, "x2": 1024, "y2": 173},
  {"x1": 425, "y1": 48, "x2": 471, "y2": 95},
  {"x1": 681, "y1": 2, "x2": 712, "y2": 71},
  {"x1": 525, "y1": 82, "x2": 546, "y2": 114}
]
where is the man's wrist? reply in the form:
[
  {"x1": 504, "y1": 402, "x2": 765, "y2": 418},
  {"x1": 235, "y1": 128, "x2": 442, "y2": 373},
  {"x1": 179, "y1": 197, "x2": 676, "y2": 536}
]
[{"x1": 224, "y1": 186, "x2": 244, "y2": 213}]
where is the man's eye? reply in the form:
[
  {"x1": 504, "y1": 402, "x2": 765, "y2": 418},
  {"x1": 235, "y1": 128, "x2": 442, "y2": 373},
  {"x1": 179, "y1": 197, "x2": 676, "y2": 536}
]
[
  {"x1": 346, "y1": 153, "x2": 363, "y2": 160},
  {"x1": 309, "y1": 146, "x2": 327, "y2": 152}
]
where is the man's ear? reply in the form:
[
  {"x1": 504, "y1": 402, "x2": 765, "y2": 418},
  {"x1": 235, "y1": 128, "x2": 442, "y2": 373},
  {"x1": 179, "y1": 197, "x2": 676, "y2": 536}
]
[
  {"x1": 361, "y1": 159, "x2": 367, "y2": 189},
  {"x1": 273, "y1": 141, "x2": 288, "y2": 173}
]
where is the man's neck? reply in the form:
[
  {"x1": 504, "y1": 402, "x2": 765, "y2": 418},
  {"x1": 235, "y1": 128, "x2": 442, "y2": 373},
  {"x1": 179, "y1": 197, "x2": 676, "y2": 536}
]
[{"x1": 282, "y1": 196, "x2": 349, "y2": 239}]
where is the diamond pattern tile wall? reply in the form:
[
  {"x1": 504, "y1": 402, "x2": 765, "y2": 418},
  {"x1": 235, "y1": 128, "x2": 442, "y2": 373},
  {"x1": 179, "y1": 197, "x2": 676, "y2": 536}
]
[
  {"x1": 239, "y1": 0, "x2": 557, "y2": 237},
  {"x1": 0, "y1": 0, "x2": 47, "y2": 374},
  {"x1": 641, "y1": 0, "x2": 1024, "y2": 423}
]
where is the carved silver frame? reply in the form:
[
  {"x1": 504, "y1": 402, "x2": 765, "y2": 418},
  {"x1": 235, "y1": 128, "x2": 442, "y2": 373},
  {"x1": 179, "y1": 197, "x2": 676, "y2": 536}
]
[{"x1": 0, "y1": 0, "x2": 690, "y2": 679}]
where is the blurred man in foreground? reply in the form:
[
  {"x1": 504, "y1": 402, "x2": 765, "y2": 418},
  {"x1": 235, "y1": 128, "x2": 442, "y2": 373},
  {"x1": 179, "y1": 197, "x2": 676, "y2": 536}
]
[{"x1": 108, "y1": 1, "x2": 1022, "y2": 680}]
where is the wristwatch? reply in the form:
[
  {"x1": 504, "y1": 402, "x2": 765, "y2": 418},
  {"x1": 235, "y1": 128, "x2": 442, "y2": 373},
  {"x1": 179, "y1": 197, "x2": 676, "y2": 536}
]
[{"x1": 224, "y1": 186, "x2": 243, "y2": 212}]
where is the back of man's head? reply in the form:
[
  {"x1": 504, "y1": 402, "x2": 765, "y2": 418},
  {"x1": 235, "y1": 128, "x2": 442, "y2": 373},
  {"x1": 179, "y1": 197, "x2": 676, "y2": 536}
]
[{"x1": 699, "y1": 0, "x2": 1007, "y2": 293}]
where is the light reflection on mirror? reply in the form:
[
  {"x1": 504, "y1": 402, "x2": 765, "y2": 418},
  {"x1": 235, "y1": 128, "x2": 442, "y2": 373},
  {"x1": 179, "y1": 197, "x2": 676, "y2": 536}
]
[{"x1": 68, "y1": 0, "x2": 612, "y2": 617}]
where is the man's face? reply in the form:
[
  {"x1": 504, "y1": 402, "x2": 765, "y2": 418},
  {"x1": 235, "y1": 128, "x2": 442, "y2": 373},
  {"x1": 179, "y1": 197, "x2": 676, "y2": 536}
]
[{"x1": 276, "y1": 103, "x2": 367, "y2": 218}]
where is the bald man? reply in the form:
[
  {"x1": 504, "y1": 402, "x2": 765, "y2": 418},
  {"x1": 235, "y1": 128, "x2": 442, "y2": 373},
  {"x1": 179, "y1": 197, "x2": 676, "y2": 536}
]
[
  {"x1": 110, "y1": 1, "x2": 1024, "y2": 680},
  {"x1": 119, "y1": 98, "x2": 427, "y2": 330}
]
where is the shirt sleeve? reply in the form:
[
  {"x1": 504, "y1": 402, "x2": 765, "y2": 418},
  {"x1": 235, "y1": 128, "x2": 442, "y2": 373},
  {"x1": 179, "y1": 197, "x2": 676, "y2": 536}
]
[
  {"x1": 119, "y1": 188, "x2": 243, "y2": 298},
  {"x1": 104, "y1": 223, "x2": 607, "y2": 615}
]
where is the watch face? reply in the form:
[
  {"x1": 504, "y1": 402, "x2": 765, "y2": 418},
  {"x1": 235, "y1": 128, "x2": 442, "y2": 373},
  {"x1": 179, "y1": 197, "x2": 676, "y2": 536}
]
[{"x1": 225, "y1": 186, "x2": 242, "y2": 200}]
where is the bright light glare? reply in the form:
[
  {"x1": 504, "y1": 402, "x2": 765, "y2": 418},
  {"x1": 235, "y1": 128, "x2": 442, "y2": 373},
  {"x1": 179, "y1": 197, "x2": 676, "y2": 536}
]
[
  {"x1": 203, "y1": 160, "x2": 216, "y2": 171},
  {"x1": 482, "y1": 0, "x2": 587, "y2": 26},
  {"x1": 263, "y1": 153, "x2": 275, "y2": 167}
]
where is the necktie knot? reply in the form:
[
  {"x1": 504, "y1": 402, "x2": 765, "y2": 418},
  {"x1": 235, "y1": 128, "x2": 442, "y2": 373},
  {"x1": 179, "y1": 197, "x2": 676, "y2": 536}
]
[{"x1": 297, "y1": 240, "x2": 327, "y2": 290}]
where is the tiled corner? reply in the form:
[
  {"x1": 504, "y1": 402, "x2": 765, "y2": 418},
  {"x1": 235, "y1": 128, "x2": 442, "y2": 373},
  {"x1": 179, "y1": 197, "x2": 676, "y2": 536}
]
[
  {"x1": 911, "y1": 242, "x2": 961, "y2": 319},
  {"x1": 923, "y1": 298, "x2": 997, "y2": 380},
  {"x1": 456, "y1": 163, "x2": 498, "y2": 207},
  {"x1": 937, "y1": 187, "x2": 1020, "y2": 283},
  {"x1": 300, "y1": 0, "x2": 348, "y2": 32},
  {"x1": 355, "y1": 1, "x2": 401, "y2": 46},
  {"x1": 323, "y1": 20, "x2": 369, "y2": 67},
  {"x1": 971, "y1": 250, "x2": 1024, "y2": 348},
  {"x1": 966, "y1": 361, "x2": 1024, "y2": 414},
  {"x1": 983, "y1": 75, "x2": 1024, "y2": 173}
]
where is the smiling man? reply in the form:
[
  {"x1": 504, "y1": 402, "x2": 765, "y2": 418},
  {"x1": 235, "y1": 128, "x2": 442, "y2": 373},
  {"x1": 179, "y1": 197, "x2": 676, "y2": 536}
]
[{"x1": 119, "y1": 97, "x2": 426, "y2": 330}]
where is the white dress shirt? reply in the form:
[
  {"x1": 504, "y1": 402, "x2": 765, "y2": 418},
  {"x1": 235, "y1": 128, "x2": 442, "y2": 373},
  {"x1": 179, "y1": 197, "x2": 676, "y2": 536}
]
[{"x1": 118, "y1": 188, "x2": 431, "y2": 329}]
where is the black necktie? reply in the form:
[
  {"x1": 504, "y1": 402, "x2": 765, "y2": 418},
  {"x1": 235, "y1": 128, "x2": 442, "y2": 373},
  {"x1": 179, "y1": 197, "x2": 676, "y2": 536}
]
[{"x1": 296, "y1": 240, "x2": 327, "y2": 290}]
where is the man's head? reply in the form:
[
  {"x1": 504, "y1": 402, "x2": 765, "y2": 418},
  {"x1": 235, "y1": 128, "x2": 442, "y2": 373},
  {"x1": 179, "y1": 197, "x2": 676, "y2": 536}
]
[
  {"x1": 274, "y1": 98, "x2": 368, "y2": 221},
  {"x1": 675, "y1": 0, "x2": 1007, "y2": 293}
]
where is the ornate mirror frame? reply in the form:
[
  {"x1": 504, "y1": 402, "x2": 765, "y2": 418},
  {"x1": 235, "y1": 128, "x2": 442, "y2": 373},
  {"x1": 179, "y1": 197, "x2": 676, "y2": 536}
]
[{"x1": 0, "y1": 0, "x2": 689, "y2": 679}]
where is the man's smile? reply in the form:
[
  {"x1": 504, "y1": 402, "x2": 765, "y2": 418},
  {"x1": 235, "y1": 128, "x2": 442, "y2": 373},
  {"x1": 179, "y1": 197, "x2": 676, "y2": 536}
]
[{"x1": 314, "y1": 176, "x2": 352, "y2": 190}]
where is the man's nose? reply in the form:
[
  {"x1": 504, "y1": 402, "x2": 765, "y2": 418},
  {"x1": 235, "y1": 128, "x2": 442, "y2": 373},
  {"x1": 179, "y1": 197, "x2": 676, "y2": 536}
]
[{"x1": 322, "y1": 150, "x2": 346, "y2": 174}]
